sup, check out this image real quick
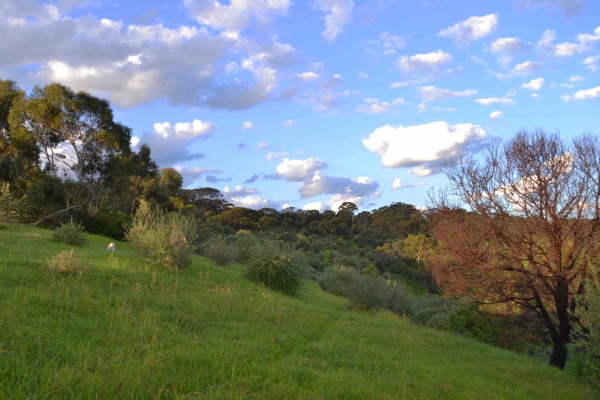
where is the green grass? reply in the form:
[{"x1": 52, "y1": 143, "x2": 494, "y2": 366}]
[{"x1": 0, "y1": 223, "x2": 593, "y2": 399}]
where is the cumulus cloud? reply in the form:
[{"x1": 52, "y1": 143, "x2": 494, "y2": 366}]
[
  {"x1": 303, "y1": 202, "x2": 328, "y2": 212},
  {"x1": 297, "y1": 71, "x2": 320, "y2": 81},
  {"x1": 357, "y1": 71, "x2": 369, "y2": 78},
  {"x1": 488, "y1": 60, "x2": 542, "y2": 79},
  {"x1": 570, "y1": 75, "x2": 585, "y2": 82},
  {"x1": 475, "y1": 96, "x2": 516, "y2": 106},
  {"x1": 133, "y1": 119, "x2": 215, "y2": 166},
  {"x1": 438, "y1": 14, "x2": 498, "y2": 45},
  {"x1": 417, "y1": 86, "x2": 477, "y2": 102},
  {"x1": 362, "y1": 121, "x2": 487, "y2": 176},
  {"x1": 522, "y1": 78, "x2": 545, "y2": 90},
  {"x1": 391, "y1": 178, "x2": 403, "y2": 190},
  {"x1": 489, "y1": 37, "x2": 528, "y2": 66},
  {"x1": 242, "y1": 121, "x2": 254, "y2": 129},
  {"x1": 398, "y1": 50, "x2": 452, "y2": 73},
  {"x1": 356, "y1": 97, "x2": 408, "y2": 113},
  {"x1": 0, "y1": 1, "x2": 298, "y2": 110},
  {"x1": 584, "y1": 54, "x2": 600, "y2": 72},
  {"x1": 257, "y1": 142, "x2": 269, "y2": 149},
  {"x1": 223, "y1": 185, "x2": 260, "y2": 199},
  {"x1": 284, "y1": 119, "x2": 298, "y2": 126},
  {"x1": 184, "y1": 0, "x2": 291, "y2": 36},
  {"x1": 490, "y1": 111, "x2": 503, "y2": 119},
  {"x1": 537, "y1": 28, "x2": 600, "y2": 57},
  {"x1": 562, "y1": 86, "x2": 600, "y2": 102},
  {"x1": 229, "y1": 195, "x2": 282, "y2": 209},
  {"x1": 173, "y1": 166, "x2": 221, "y2": 185},
  {"x1": 313, "y1": 0, "x2": 354, "y2": 42},
  {"x1": 275, "y1": 158, "x2": 328, "y2": 181},
  {"x1": 266, "y1": 152, "x2": 288, "y2": 161},
  {"x1": 518, "y1": 0, "x2": 586, "y2": 17},
  {"x1": 299, "y1": 171, "x2": 379, "y2": 198}
]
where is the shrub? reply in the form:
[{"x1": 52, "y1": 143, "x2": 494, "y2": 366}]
[
  {"x1": 47, "y1": 249, "x2": 86, "y2": 275},
  {"x1": 51, "y1": 217, "x2": 88, "y2": 246},
  {"x1": 409, "y1": 296, "x2": 458, "y2": 328},
  {"x1": 0, "y1": 182, "x2": 20, "y2": 226},
  {"x1": 204, "y1": 235, "x2": 238, "y2": 267},
  {"x1": 570, "y1": 270, "x2": 600, "y2": 393},
  {"x1": 318, "y1": 264, "x2": 362, "y2": 296},
  {"x1": 245, "y1": 244, "x2": 307, "y2": 295},
  {"x1": 361, "y1": 264, "x2": 380, "y2": 279},
  {"x1": 125, "y1": 200, "x2": 199, "y2": 269}
]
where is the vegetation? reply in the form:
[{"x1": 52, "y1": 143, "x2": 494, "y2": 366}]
[
  {"x1": 0, "y1": 224, "x2": 593, "y2": 399},
  {"x1": 51, "y1": 217, "x2": 88, "y2": 246},
  {"x1": 203, "y1": 235, "x2": 238, "y2": 267},
  {"x1": 46, "y1": 248, "x2": 86, "y2": 275},
  {"x1": 246, "y1": 243, "x2": 307, "y2": 295},
  {"x1": 428, "y1": 130, "x2": 600, "y2": 369},
  {"x1": 125, "y1": 200, "x2": 199, "y2": 269}
]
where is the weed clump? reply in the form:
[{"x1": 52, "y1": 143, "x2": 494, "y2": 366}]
[
  {"x1": 51, "y1": 217, "x2": 87, "y2": 246},
  {"x1": 125, "y1": 200, "x2": 199, "y2": 269},
  {"x1": 246, "y1": 244, "x2": 307, "y2": 296},
  {"x1": 47, "y1": 249, "x2": 86, "y2": 275},
  {"x1": 203, "y1": 235, "x2": 238, "y2": 267}
]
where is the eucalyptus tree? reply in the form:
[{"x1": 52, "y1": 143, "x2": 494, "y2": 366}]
[{"x1": 9, "y1": 83, "x2": 131, "y2": 213}]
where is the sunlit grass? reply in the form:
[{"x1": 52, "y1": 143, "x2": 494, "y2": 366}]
[{"x1": 0, "y1": 223, "x2": 593, "y2": 399}]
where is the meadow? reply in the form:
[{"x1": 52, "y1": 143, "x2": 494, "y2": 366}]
[{"x1": 0, "y1": 223, "x2": 593, "y2": 399}]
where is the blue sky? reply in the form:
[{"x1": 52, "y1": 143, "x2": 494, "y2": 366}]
[{"x1": 1, "y1": 0, "x2": 599, "y2": 212}]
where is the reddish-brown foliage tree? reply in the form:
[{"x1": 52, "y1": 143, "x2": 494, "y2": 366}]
[{"x1": 427, "y1": 129, "x2": 600, "y2": 369}]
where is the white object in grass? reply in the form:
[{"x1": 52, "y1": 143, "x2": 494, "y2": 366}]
[{"x1": 107, "y1": 243, "x2": 116, "y2": 252}]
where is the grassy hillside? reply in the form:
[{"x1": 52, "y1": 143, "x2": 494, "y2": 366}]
[{"x1": 0, "y1": 224, "x2": 592, "y2": 399}]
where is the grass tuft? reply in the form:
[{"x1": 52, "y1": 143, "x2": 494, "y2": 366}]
[{"x1": 46, "y1": 249, "x2": 86, "y2": 275}]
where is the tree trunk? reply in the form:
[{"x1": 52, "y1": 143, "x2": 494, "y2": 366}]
[{"x1": 549, "y1": 340, "x2": 568, "y2": 369}]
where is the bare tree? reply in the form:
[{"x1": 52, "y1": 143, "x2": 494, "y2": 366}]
[{"x1": 427, "y1": 129, "x2": 600, "y2": 369}]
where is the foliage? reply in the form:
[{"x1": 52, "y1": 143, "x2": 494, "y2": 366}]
[
  {"x1": 245, "y1": 243, "x2": 307, "y2": 295},
  {"x1": 428, "y1": 129, "x2": 600, "y2": 369},
  {"x1": 570, "y1": 269, "x2": 600, "y2": 393},
  {"x1": 361, "y1": 264, "x2": 380, "y2": 279},
  {"x1": 203, "y1": 235, "x2": 238, "y2": 267},
  {"x1": 125, "y1": 200, "x2": 199, "y2": 269},
  {"x1": 0, "y1": 182, "x2": 20, "y2": 225},
  {"x1": 51, "y1": 217, "x2": 88, "y2": 246},
  {"x1": 46, "y1": 249, "x2": 86, "y2": 275}
]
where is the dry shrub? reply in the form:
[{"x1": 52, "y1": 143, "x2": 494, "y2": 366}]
[{"x1": 47, "y1": 249, "x2": 86, "y2": 275}]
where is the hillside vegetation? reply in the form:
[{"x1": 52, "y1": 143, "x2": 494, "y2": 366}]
[{"x1": 0, "y1": 224, "x2": 592, "y2": 399}]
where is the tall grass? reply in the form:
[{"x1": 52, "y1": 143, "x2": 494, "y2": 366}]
[{"x1": 0, "y1": 223, "x2": 594, "y2": 399}]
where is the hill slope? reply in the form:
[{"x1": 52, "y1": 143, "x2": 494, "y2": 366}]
[{"x1": 0, "y1": 224, "x2": 592, "y2": 399}]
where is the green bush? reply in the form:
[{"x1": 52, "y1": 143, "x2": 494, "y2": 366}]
[
  {"x1": 125, "y1": 200, "x2": 199, "y2": 269},
  {"x1": 570, "y1": 271, "x2": 600, "y2": 393},
  {"x1": 318, "y1": 264, "x2": 362, "y2": 296},
  {"x1": 245, "y1": 244, "x2": 307, "y2": 296},
  {"x1": 361, "y1": 264, "x2": 380, "y2": 279},
  {"x1": 204, "y1": 235, "x2": 238, "y2": 267},
  {"x1": 0, "y1": 182, "x2": 20, "y2": 226},
  {"x1": 47, "y1": 249, "x2": 86, "y2": 275},
  {"x1": 409, "y1": 296, "x2": 458, "y2": 328},
  {"x1": 51, "y1": 217, "x2": 88, "y2": 246}
]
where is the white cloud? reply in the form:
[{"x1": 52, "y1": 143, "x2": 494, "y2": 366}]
[
  {"x1": 303, "y1": 202, "x2": 328, "y2": 212},
  {"x1": 489, "y1": 37, "x2": 528, "y2": 66},
  {"x1": 537, "y1": 28, "x2": 600, "y2": 57},
  {"x1": 299, "y1": 171, "x2": 379, "y2": 199},
  {"x1": 570, "y1": 75, "x2": 585, "y2": 82},
  {"x1": 391, "y1": 178, "x2": 403, "y2": 190},
  {"x1": 398, "y1": 50, "x2": 452, "y2": 73},
  {"x1": 266, "y1": 152, "x2": 288, "y2": 161},
  {"x1": 257, "y1": 142, "x2": 269, "y2": 149},
  {"x1": 488, "y1": 60, "x2": 542, "y2": 79},
  {"x1": 173, "y1": 166, "x2": 221, "y2": 185},
  {"x1": 584, "y1": 54, "x2": 600, "y2": 73},
  {"x1": 438, "y1": 14, "x2": 498, "y2": 45},
  {"x1": 522, "y1": 78, "x2": 545, "y2": 90},
  {"x1": 313, "y1": 0, "x2": 354, "y2": 42},
  {"x1": 471, "y1": 55, "x2": 487, "y2": 65},
  {"x1": 562, "y1": 86, "x2": 600, "y2": 102},
  {"x1": 362, "y1": 121, "x2": 487, "y2": 175},
  {"x1": 518, "y1": 0, "x2": 586, "y2": 17},
  {"x1": 135, "y1": 119, "x2": 215, "y2": 165},
  {"x1": 184, "y1": 0, "x2": 291, "y2": 36},
  {"x1": 297, "y1": 71, "x2": 320, "y2": 81},
  {"x1": 275, "y1": 158, "x2": 328, "y2": 181},
  {"x1": 356, "y1": 97, "x2": 409, "y2": 113},
  {"x1": 283, "y1": 119, "x2": 297, "y2": 126},
  {"x1": 230, "y1": 195, "x2": 281, "y2": 209},
  {"x1": 242, "y1": 121, "x2": 254, "y2": 129},
  {"x1": 490, "y1": 111, "x2": 503, "y2": 119},
  {"x1": 418, "y1": 86, "x2": 477, "y2": 102},
  {"x1": 357, "y1": 71, "x2": 369, "y2": 78},
  {"x1": 223, "y1": 185, "x2": 260, "y2": 199},
  {"x1": 475, "y1": 97, "x2": 516, "y2": 106}
]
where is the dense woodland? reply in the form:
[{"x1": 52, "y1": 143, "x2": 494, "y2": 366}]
[{"x1": 1, "y1": 78, "x2": 600, "y2": 383}]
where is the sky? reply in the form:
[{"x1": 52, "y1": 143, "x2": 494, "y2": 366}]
[{"x1": 1, "y1": 0, "x2": 599, "y2": 212}]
